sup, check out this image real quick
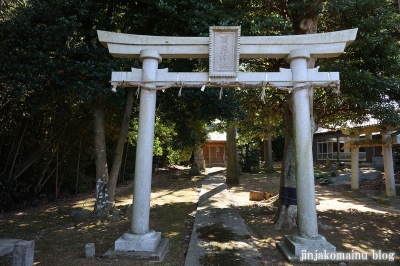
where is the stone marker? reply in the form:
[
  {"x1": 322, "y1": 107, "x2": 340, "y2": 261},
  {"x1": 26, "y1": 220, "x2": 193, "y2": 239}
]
[
  {"x1": 85, "y1": 243, "x2": 95, "y2": 258},
  {"x1": 12, "y1": 240, "x2": 34, "y2": 266}
]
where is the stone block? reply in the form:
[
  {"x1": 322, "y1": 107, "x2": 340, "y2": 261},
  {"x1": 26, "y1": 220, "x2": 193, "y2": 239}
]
[
  {"x1": 0, "y1": 239, "x2": 22, "y2": 256},
  {"x1": 85, "y1": 243, "x2": 95, "y2": 258},
  {"x1": 114, "y1": 230, "x2": 161, "y2": 252},
  {"x1": 376, "y1": 197, "x2": 400, "y2": 206},
  {"x1": 12, "y1": 240, "x2": 34, "y2": 266},
  {"x1": 354, "y1": 198, "x2": 373, "y2": 203},
  {"x1": 284, "y1": 234, "x2": 335, "y2": 257},
  {"x1": 96, "y1": 208, "x2": 109, "y2": 219},
  {"x1": 342, "y1": 191, "x2": 353, "y2": 198},
  {"x1": 104, "y1": 238, "x2": 169, "y2": 262},
  {"x1": 277, "y1": 234, "x2": 336, "y2": 263},
  {"x1": 124, "y1": 205, "x2": 133, "y2": 217},
  {"x1": 342, "y1": 190, "x2": 367, "y2": 198},
  {"x1": 73, "y1": 209, "x2": 92, "y2": 222}
]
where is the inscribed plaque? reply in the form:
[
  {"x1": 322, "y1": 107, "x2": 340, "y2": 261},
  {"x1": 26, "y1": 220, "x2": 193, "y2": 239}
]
[{"x1": 209, "y1": 26, "x2": 240, "y2": 77}]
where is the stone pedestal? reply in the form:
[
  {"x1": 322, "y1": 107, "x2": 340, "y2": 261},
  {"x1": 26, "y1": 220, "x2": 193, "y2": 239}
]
[
  {"x1": 193, "y1": 148, "x2": 206, "y2": 171},
  {"x1": 277, "y1": 234, "x2": 336, "y2": 262},
  {"x1": 376, "y1": 196, "x2": 400, "y2": 206},
  {"x1": 115, "y1": 230, "x2": 161, "y2": 252}
]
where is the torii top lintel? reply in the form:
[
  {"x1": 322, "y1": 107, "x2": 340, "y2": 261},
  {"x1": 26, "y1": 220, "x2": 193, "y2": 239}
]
[{"x1": 97, "y1": 26, "x2": 357, "y2": 59}]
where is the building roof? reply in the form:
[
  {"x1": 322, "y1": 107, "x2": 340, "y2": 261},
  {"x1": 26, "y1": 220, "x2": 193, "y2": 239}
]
[{"x1": 207, "y1": 131, "x2": 226, "y2": 141}]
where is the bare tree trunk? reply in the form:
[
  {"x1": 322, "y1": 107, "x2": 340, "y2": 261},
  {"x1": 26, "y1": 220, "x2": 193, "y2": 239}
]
[
  {"x1": 76, "y1": 137, "x2": 82, "y2": 195},
  {"x1": 11, "y1": 123, "x2": 67, "y2": 181},
  {"x1": 226, "y1": 122, "x2": 239, "y2": 185},
  {"x1": 265, "y1": 137, "x2": 275, "y2": 173},
  {"x1": 8, "y1": 122, "x2": 27, "y2": 181},
  {"x1": 106, "y1": 89, "x2": 135, "y2": 211},
  {"x1": 93, "y1": 101, "x2": 110, "y2": 212},
  {"x1": 275, "y1": 94, "x2": 298, "y2": 229}
]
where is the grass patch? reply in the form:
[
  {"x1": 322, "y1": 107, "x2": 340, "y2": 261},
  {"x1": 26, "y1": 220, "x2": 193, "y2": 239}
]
[
  {"x1": 199, "y1": 251, "x2": 245, "y2": 266},
  {"x1": 196, "y1": 223, "x2": 236, "y2": 242}
]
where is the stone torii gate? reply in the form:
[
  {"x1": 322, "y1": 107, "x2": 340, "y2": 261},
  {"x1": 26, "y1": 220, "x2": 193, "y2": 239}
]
[
  {"x1": 342, "y1": 125, "x2": 398, "y2": 200},
  {"x1": 97, "y1": 26, "x2": 357, "y2": 261}
]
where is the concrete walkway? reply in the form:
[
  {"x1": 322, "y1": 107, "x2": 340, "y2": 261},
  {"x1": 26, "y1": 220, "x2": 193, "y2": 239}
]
[{"x1": 185, "y1": 171, "x2": 263, "y2": 266}]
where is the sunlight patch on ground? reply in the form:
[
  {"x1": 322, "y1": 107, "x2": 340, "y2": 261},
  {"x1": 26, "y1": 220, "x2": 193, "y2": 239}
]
[
  {"x1": 18, "y1": 223, "x2": 29, "y2": 227},
  {"x1": 164, "y1": 231, "x2": 180, "y2": 238}
]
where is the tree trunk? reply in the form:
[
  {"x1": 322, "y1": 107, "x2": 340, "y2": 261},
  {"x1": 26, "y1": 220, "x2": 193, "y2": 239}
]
[
  {"x1": 275, "y1": 93, "x2": 298, "y2": 229},
  {"x1": 106, "y1": 89, "x2": 135, "y2": 210},
  {"x1": 92, "y1": 101, "x2": 110, "y2": 212},
  {"x1": 226, "y1": 122, "x2": 239, "y2": 185},
  {"x1": 265, "y1": 137, "x2": 275, "y2": 173}
]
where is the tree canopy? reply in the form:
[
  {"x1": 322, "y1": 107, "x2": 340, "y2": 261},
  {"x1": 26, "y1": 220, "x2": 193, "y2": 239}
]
[{"x1": 0, "y1": 0, "x2": 399, "y2": 209}]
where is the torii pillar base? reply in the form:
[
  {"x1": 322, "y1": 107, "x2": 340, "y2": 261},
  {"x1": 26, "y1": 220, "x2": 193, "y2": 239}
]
[
  {"x1": 104, "y1": 230, "x2": 168, "y2": 262},
  {"x1": 277, "y1": 235, "x2": 337, "y2": 263}
]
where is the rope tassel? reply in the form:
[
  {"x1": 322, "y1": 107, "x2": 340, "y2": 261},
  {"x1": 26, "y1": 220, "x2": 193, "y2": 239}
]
[
  {"x1": 200, "y1": 85, "x2": 206, "y2": 91},
  {"x1": 219, "y1": 88, "x2": 223, "y2": 100},
  {"x1": 178, "y1": 87, "x2": 182, "y2": 97},
  {"x1": 136, "y1": 87, "x2": 141, "y2": 98},
  {"x1": 260, "y1": 88, "x2": 266, "y2": 100},
  {"x1": 111, "y1": 84, "x2": 118, "y2": 92}
]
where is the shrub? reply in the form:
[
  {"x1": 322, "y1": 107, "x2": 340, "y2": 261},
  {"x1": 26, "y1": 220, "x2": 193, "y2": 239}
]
[
  {"x1": 314, "y1": 172, "x2": 334, "y2": 185},
  {"x1": 0, "y1": 179, "x2": 45, "y2": 212}
]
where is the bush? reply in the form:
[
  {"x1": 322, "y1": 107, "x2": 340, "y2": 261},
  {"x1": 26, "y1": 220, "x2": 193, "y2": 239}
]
[
  {"x1": 0, "y1": 179, "x2": 45, "y2": 212},
  {"x1": 314, "y1": 172, "x2": 334, "y2": 185},
  {"x1": 394, "y1": 148, "x2": 400, "y2": 171},
  {"x1": 238, "y1": 144, "x2": 260, "y2": 172}
]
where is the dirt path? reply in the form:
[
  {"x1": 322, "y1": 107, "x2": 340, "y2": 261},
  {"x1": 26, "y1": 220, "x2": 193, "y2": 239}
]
[{"x1": 229, "y1": 167, "x2": 400, "y2": 266}]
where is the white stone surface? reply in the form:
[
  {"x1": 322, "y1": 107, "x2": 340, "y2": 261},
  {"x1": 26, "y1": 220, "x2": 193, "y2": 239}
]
[
  {"x1": 382, "y1": 132, "x2": 396, "y2": 197},
  {"x1": 350, "y1": 135, "x2": 360, "y2": 190},
  {"x1": 0, "y1": 239, "x2": 22, "y2": 256},
  {"x1": 209, "y1": 26, "x2": 240, "y2": 77},
  {"x1": 97, "y1": 28, "x2": 357, "y2": 59},
  {"x1": 114, "y1": 230, "x2": 161, "y2": 252},
  {"x1": 284, "y1": 234, "x2": 335, "y2": 256},
  {"x1": 288, "y1": 49, "x2": 319, "y2": 238},
  {"x1": 110, "y1": 68, "x2": 339, "y2": 88},
  {"x1": 130, "y1": 50, "x2": 160, "y2": 235},
  {"x1": 12, "y1": 240, "x2": 35, "y2": 266},
  {"x1": 85, "y1": 243, "x2": 95, "y2": 258}
]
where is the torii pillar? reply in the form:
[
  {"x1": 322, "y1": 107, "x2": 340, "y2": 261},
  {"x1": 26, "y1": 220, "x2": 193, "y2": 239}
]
[
  {"x1": 277, "y1": 50, "x2": 336, "y2": 259},
  {"x1": 382, "y1": 130, "x2": 396, "y2": 197},
  {"x1": 112, "y1": 50, "x2": 167, "y2": 255}
]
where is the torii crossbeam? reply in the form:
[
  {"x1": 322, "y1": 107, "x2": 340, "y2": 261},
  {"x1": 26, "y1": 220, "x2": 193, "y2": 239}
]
[{"x1": 98, "y1": 26, "x2": 357, "y2": 262}]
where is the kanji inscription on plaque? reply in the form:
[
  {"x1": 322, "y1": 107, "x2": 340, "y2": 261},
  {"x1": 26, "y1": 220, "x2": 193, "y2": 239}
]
[{"x1": 209, "y1": 26, "x2": 240, "y2": 77}]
